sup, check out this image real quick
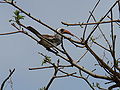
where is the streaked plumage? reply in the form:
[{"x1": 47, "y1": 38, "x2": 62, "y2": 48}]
[{"x1": 27, "y1": 26, "x2": 73, "y2": 53}]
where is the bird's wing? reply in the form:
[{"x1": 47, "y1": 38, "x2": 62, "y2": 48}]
[
  {"x1": 42, "y1": 35, "x2": 54, "y2": 39},
  {"x1": 42, "y1": 35, "x2": 60, "y2": 43},
  {"x1": 42, "y1": 35, "x2": 55, "y2": 43}
]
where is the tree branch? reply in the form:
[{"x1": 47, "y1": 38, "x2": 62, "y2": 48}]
[
  {"x1": 89, "y1": 11, "x2": 112, "y2": 51},
  {"x1": 29, "y1": 65, "x2": 72, "y2": 70},
  {"x1": 1, "y1": 0, "x2": 82, "y2": 45},
  {"x1": 45, "y1": 67, "x2": 58, "y2": 90},
  {"x1": 61, "y1": 19, "x2": 120, "y2": 26},
  {"x1": 85, "y1": 1, "x2": 118, "y2": 42},
  {"x1": 82, "y1": 0, "x2": 101, "y2": 40},
  {"x1": 0, "y1": 69, "x2": 15, "y2": 90}
]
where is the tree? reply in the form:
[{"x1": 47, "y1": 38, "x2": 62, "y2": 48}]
[{"x1": 0, "y1": 0, "x2": 120, "y2": 90}]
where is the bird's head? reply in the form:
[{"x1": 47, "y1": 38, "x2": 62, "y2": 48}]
[{"x1": 56, "y1": 28, "x2": 74, "y2": 36}]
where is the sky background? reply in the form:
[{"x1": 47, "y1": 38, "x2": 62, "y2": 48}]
[{"x1": 0, "y1": 0, "x2": 119, "y2": 90}]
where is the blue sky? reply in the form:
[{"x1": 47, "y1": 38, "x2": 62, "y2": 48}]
[{"x1": 0, "y1": 0, "x2": 119, "y2": 90}]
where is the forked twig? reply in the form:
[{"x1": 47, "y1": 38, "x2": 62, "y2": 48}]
[
  {"x1": 83, "y1": 0, "x2": 101, "y2": 40},
  {"x1": 89, "y1": 11, "x2": 112, "y2": 51},
  {"x1": 85, "y1": 1, "x2": 118, "y2": 42}
]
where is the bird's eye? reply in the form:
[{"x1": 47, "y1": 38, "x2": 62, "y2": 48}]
[{"x1": 60, "y1": 29, "x2": 64, "y2": 32}]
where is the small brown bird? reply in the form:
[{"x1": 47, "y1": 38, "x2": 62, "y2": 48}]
[{"x1": 27, "y1": 26, "x2": 74, "y2": 53}]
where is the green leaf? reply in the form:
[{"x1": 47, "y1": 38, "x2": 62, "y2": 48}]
[
  {"x1": 12, "y1": 10, "x2": 25, "y2": 23},
  {"x1": 18, "y1": 15, "x2": 25, "y2": 20},
  {"x1": 41, "y1": 56, "x2": 51, "y2": 66},
  {"x1": 41, "y1": 60, "x2": 47, "y2": 66},
  {"x1": 39, "y1": 87, "x2": 46, "y2": 90},
  {"x1": 9, "y1": 19, "x2": 13, "y2": 22},
  {"x1": 14, "y1": 10, "x2": 20, "y2": 16}
]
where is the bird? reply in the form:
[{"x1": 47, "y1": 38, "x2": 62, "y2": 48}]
[{"x1": 26, "y1": 26, "x2": 74, "y2": 53}]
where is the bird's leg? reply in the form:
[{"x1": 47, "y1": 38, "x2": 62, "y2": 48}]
[{"x1": 46, "y1": 48, "x2": 58, "y2": 54}]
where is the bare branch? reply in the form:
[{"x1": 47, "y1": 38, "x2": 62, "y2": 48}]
[
  {"x1": 29, "y1": 65, "x2": 72, "y2": 70},
  {"x1": 89, "y1": 11, "x2": 112, "y2": 51},
  {"x1": 0, "y1": 69, "x2": 15, "y2": 90},
  {"x1": 76, "y1": 50, "x2": 89, "y2": 63},
  {"x1": 82, "y1": 0, "x2": 101, "y2": 40},
  {"x1": 45, "y1": 67, "x2": 58, "y2": 90},
  {"x1": 85, "y1": 1, "x2": 118, "y2": 42},
  {"x1": 92, "y1": 40, "x2": 110, "y2": 52},
  {"x1": 61, "y1": 41, "x2": 73, "y2": 63},
  {"x1": 110, "y1": 10, "x2": 117, "y2": 70},
  {"x1": 82, "y1": 77, "x2": 95, "y2": 90},
  {"x1": 1, "y1": 0, "x2": 120, "y2": 89},
  {"x1": 0, "y1": 31, "x2": 22, "y2": 35},
  {"x1": 108, "y1": 84, "x2": 120, "y2": 90},
  {"x1": 57, "y1": 69, "x2": 95, "y2": 90},
  {"x1": 1, "y1": 0, "x2": 82, "y2": 46},
  {"x1": 11, "y1": 23, "x2": 39, "y2": 42},
  {"x1": 118, "y1": 0, "x2": 120, "y2": 18},
  {"x1": 61, "y1": 19, "x2": 120, "y2": 26}
]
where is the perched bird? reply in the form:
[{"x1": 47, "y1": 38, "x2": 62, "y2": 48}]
[{"x1": 27, "y1": 26, "x2": 74, "y2": 53}]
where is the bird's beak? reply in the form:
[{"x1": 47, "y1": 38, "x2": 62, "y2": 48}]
[{"x1": 63, "y1": 30, "x2": 74, "y2": 36}]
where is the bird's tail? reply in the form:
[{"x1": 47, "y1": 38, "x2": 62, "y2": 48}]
[{"x1": 27, "y1": 26, "x2": 42, "y2": 39}]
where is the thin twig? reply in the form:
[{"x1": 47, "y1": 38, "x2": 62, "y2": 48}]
[
  {"x1": 45, "y1": 64, "x2": 58, "y2": 90},
  {"x1": 61, "y1": 19, "x2": 120, "y2": 26},
  {"x1": 45, "y1": 68, "x2": 58, "y2": 90},
  {"x1": 85, "y1": 1, "x2": 118, "y2": 42},
  {"x1": 92, "y1": 41, "x2": 110, "y2": 52},
  {"x1": 0, "y1": 1, "x2": 6, "y2": 3},
  {"x1": 52, "y1": 50, "x2": 112, "y2": 80},
  {"x1": 107, "y1": 16, "x2": 120, "y2": 26},
  {"x1": 110, "y1": 10, "x2": 117, "y2": 71},
  {"x1": 57, "y1": 69, "x2": 95, "y2": 90},
  {"x1": 0, "y1": 31, "x2": 22, "y2": 35},
  {"x1": 82, "y1": 77, "x2": 95, "y2": 90},
  {"x1": 0, "y1": 69, "x2": 15, "y2": 90},
  {"x1": 61, "y1": 41, "x2": 73, "y2": 63},
  {"x1": 82, "y1": 0, "x2": 101, "y2": 40},
  {"x1": 36, "y1": 53, "x2": 59, "y2": 90},
  {"x1": 76, "y1": 50, "x2": 88, "y2": 63},
  {"x1": 89, "y1": 11, "x2": 112, "y2": 52},
  {"x1": 85, "y1": 43, "x2": 120, "y2": 79},
  {"x1": 36, "y1": 48, "x2": 112, "y2": 81},
  {"x1": 11, "y1": 23, "x2": 39, "y2": 42},
  {"x1": 108, "y1": 84, "x2": 120, "y2": 90},
  {"x1": 118, "y1": 0, "x2": 120, "y2": 18}
]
